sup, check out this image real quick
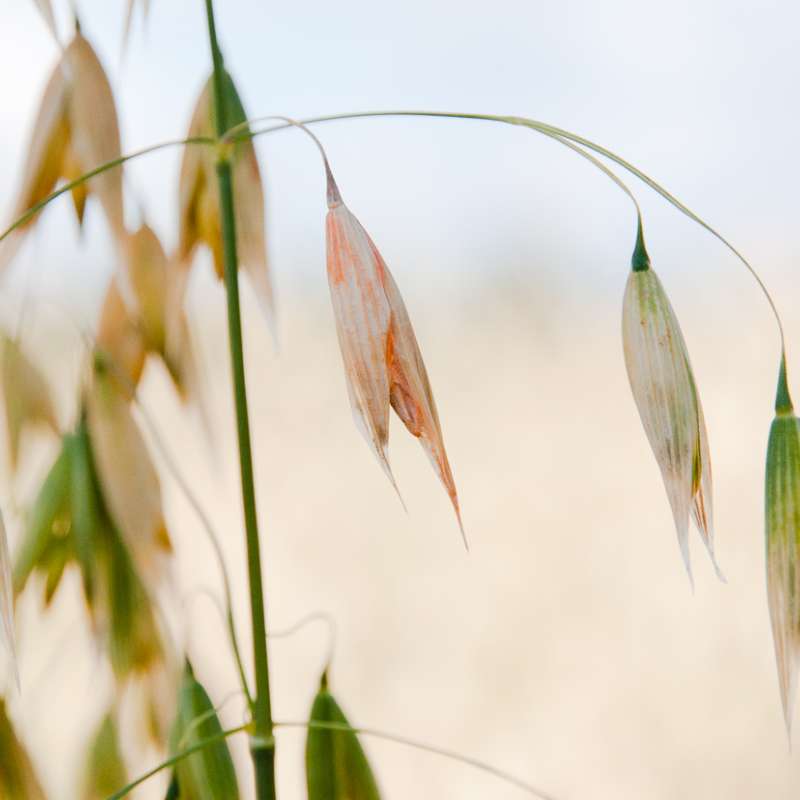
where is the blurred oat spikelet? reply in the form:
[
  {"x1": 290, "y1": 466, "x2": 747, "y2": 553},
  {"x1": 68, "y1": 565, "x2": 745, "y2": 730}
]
[
  {"x1": 306, "y1": 671, "x2": 381, "y2": 800},
  {"x1": 0, "y1": 698, "x2": 46, "y2": 799},
  {"x1": 0, "y1": 30, "x2": 125, "y2": 272},
  {"x1": 85, "y1": 352, "x2": 171, "y2": 585},
  {"x1": 13, "y1": 415, "x2": 165, "y2": 679},
  {"x1": 81, "y1": 711, "x2": 128, "y2": 800},
  {"x1": 167, "y1": 662, "x2": 240, "y2": 799},
  {"x1": 178, "y1": 71, "x2": 275, "y2": 335},
  {"x1": 324, "y1": 167, "x2": 463, "y2": 540},
  {"x1": 621, "y1": 228, "x2": 721, "y2": 583},
  {"x1": 97, "y1": 224, "x2": 202, "y2": 402},
  {"x1": 0, "y1": 333, "x2": 59, "y2": 471},
  {"x1": 765, "y1": 357, "x2": 800, "y2": 734}
]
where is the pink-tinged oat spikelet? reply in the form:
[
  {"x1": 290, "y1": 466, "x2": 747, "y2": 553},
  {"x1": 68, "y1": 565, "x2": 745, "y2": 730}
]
[
  {"x1": 765, "y1": 357, "x2": 800, "y2": 735},
  {"x1": 0, "y1": 31, "x2": 124, "y2": 272},
  {"x1": 325, "y1": 166, "x2": 463, "y2": 542},
  {"x1": 621, "y1": 227, "x2": 720, "y2": 583}
]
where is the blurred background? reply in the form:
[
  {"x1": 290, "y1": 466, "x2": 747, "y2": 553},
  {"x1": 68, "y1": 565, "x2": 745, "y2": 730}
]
[{"x1": 1, "y1": 0, "x2": 800, "y2": 797}]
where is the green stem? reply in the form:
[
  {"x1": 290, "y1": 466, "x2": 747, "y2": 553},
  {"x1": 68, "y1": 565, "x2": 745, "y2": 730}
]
[
  {"x1": 106, "y1": 723, "x2": 250, "y2": 800},
  {"x1": 203, "y1": 1, "x2": 276, "y2": 798}
]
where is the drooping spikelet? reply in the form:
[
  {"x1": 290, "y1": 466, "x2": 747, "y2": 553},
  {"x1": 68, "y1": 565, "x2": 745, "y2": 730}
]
[
  {"x1": 621, "y1": 227, "x2": 720, "y2": 582},
  {"x1": 13, "y1": 417, "x2": 165, "y2": 680},
  {"x1": 96, "y1": 224, "x2": 201, "y2": 402},
  {"x1": 765, "y1": 357, "x2": 800, "y2": 735},
  {"x1": 85, "y1": 353, "x2": 171, "y2": 585},
  {"x1": 0, "y1": 31, "x2": 124, "y2": 272},
  {"x1": 324, "y1": 166, "x2": 463, "y2": 541},
  {"x1": 178, "y1": 71, "x2": 274, "y2": 334}
]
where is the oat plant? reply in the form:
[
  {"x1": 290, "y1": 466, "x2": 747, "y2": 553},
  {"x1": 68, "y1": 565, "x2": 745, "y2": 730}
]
[{"x1": 0, "y1": 1, "x2": 796, "y2": 798}]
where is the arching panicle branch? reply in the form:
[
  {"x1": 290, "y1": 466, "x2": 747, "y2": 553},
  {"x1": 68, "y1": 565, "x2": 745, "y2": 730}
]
[
  {"x1": 240, "y1": 109, "x2": 784, "y2": 353},
  {"x1": 0, "y1": 137, "x2": 214, "y2": 246},
  {"x1": 105, "y1": 723, "x2": 250, "y2": 799},
  {"x1": 275, "y1": 719, "x2": 558, "y2": 800}
]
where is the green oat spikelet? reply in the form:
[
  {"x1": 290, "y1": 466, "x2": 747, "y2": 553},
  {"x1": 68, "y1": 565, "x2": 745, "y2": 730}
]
[
  {"x1": 306, "y1": 671, "x2": 381, "y2": 800},
  {"x1": 13, "y1": 418, "x2": 164, "y2": 680},
  {"x1": 13, "y1": 438, "x2": 72, "y2": 603},
  {"x1": 167, "y1": 661, "x2": 240, "y2": 800},
  {"x1": 80, "y1": 711, "x2": 128, "y2": 800},
  {"x1": 765, "y1": 355, "x2": 800, "y2": 735},
  {"x1": 621, "y1": 225, "x2": 721, "y2": 584}
]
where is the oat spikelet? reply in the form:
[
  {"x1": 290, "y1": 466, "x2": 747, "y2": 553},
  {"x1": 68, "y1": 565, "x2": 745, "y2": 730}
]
[
  {"x1": 0, "y1": 32, "x2": 124, "y2": 272},
  {"x1": 178, "y1": 71, "x2": 275, "y2": 335},
  {"x1": 85, "y1": 357, "x2": 170, "y2": 585},
  {"x1": 325, "y1": 168, "x2": 463, "y2": 540},
  {"x1": 621, "y1": 233, "x2": 720, "y2": 582},
  {"x1": 765, "y1": 357, "x2": 800, "y2": 735}
]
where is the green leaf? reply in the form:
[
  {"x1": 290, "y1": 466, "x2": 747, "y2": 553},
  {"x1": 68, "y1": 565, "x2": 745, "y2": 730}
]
[
  {"x1": 81, "y1": 712, "x2": 128, "y2": 800},
  {"x1": 169, "y1": 662, "x2": 239, "y2": 800},
  {"x1": 306, "y1": 673, "x2": 381, "y2": 800},
  {"x1": 13, "y1": 439, "x2": 72, "y2": 595}
]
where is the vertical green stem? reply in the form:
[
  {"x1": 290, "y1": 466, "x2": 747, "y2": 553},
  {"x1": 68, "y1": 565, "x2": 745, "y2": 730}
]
[{"x1": 203, "y1": 1, "x2": 276, "y2": 797}]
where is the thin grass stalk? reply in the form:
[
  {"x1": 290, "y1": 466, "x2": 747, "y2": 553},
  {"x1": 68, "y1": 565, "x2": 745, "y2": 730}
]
[
  {"x1": 203, "y1": 1, "x2": 276, "y2": 797},
  {"x1": 106, "y1": 723, "x2": 251, "y2": 800}
]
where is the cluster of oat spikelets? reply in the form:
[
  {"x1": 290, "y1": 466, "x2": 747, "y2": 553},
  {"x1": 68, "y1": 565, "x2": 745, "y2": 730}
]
[{"x1": 0, "y1": 1, "x2": 799, "y2": 797}]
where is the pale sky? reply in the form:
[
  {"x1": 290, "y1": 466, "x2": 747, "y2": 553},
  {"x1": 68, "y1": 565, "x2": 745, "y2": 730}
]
[{"x1": 1, "y1": 0, "x2": 797, "y2": 315}]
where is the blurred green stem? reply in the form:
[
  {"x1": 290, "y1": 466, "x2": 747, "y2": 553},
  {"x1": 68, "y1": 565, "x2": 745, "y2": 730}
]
[{"x1": 203, "y1": 1, "x2": 276, "y2": 798}]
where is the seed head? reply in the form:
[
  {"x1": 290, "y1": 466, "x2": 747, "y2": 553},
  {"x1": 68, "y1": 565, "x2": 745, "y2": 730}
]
[
  {"x1": 325, "y1": 168, "x2": 463, "y2": 542},
  {"x1": 765, "y1": 357, "x2": 800, "y2": 735},
  {"x1": 178, "y1": 71, "x2": 275, "y2": 335},
  {"x1": 622, "y1": 235, "x2": 720, "y2": 582},
  {"x1": 0, "y1": 32, "x2": 124, "y2": 272}
]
